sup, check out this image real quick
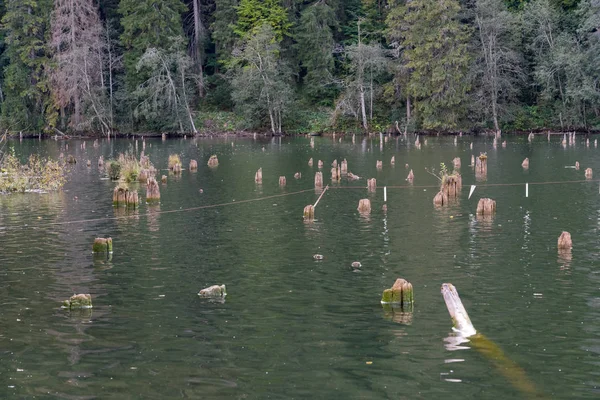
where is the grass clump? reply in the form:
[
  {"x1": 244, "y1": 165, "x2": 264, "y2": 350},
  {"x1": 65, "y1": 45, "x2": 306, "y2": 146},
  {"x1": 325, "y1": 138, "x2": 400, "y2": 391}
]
[
  {"x1": 0, "y1": 153, "x2": 66, "y2": 193},
  {"x1": 168, "y1": 154, "x2": 181, "y2": 170},
  {"x1": 107, "y1": 153, "x2": 141, "y2": 182}
]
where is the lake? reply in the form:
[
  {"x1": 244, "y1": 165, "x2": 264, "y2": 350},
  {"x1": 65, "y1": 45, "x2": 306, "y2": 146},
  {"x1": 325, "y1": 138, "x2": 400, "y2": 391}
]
[{"x1": 1, "y1": 134, "x2": 599, "y2": 399}]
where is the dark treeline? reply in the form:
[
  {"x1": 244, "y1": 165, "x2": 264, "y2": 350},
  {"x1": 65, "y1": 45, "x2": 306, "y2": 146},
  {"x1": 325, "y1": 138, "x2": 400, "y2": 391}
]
[{"x1": 0, "y1": 0, "x2": 599, "y2": 135}]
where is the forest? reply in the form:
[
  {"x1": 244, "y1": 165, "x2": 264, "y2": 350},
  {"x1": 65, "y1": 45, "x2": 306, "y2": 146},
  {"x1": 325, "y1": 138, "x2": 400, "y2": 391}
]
[{"x1": 0, "y1": 0, "x2": 599, "y2": 135}]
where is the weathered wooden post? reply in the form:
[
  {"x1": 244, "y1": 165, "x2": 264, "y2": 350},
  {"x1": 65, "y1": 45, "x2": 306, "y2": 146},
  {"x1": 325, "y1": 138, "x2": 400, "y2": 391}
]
[
  {"x1": 381, "y1": 278, "x2": 414, "y2": 309},
  {"x1": 558, "y1": 231, "x2": 572, "y2": 249},
  {"x1": 318, "y1": 160, "x2": 324, "y2": 169},
  {"x1": 522, "y1": 158, "x2": 529, "y2": 169},
  {"x1": 586, "y1": 168, "x2": 593, "y2": 179},
  {"x1": 406, "y1": 169, "x2": 414, "y2": 182},
  {"x1": 189, "y1": 160, "x2": 198, "y2": 171},
  {"x1": 113, "y1": 186, "x2": 139, "y2": 208},
  {"x1": 207, "y1": 155, "x2": 219, "y2": 167},
  {"x1": 528, "y1": 132, "x2": 534, "y2": 142},
  {"x1": 332, "y1": 159, "x2": 338, "y2": 168},
  {"x1": 162, "y1": 133, "x2": 166, "y2": 141},
  {"x1": 93, "y1": 237, "x2": 113, "y2": 253},
  {"x1": 98, "y1": 156, "x2": 104, "y2": 168},
  {"x1": 294, "y1": 172, "x2": 301, "y2": 179},
  {"x1": 476, "y1": 198, "x2": 496, "y2": 215},
  {"x1": 331, "y1": 167, "x2": 340, "y2": 182},
  {"x1": 303, "y1": 185, "x2": 328, "y2": 221},
  {"x1": 357, "y1": 199, "x2": 371, "y2": 213},
  {"x1": 279, "y1": 176, "x2": 286, "y2": 187},
  {"x1": 502, "y1": 140, "x2": 507, "y2": 148},
  {"x1": 575, "y1": 161, "x2": 580, "y2": 170},
  {"x1": 161, "y1": 175, "x2": 167, "y2": 184},
  {"x1": 453, "y1": 157, "x2": 461, "y2": 169},
  {"x1": 315, "y1": 171, "x2": 323, "y2": 188},
  {"x1": 146, "y1": 178, "x2": 161, "y2": 202},
  {"x1": 376, "y1": 160, "x2": 383, "y2": 170},
  {"x1": 255, "y1": 168, "x2": 263, "y2": 184},
  {"x1": 367, "y1": 178, "x2": 376, "y2": 192},
  {"x1": 308, "y1": 158, "x2": 313, "y2": 167},
  {"x1": 475, "y1": 153, "x2": 488, "y2": 180},
  {"x1": 391, "y1": 156, "x2": 395, "y2": 165},
  {"x1": 341, "y1": 159, "x2": 348, "y2": 174},
  {"x1": 471, "y1": 155, "x2": 475, "y2": 167}
]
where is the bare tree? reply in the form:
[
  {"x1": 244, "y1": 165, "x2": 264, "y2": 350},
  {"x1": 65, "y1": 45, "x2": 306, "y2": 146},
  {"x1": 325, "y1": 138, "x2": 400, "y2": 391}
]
[{"x1": 50, "y1": 0, "x2": 105, "y2": 132}]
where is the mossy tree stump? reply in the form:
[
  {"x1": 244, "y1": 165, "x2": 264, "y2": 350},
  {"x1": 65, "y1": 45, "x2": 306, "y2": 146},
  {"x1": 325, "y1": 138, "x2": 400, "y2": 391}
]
[
  {"x1": 381, "y1": 278, "x2": 414, "y2": 309},
  {"x1": 476, "y1": 153, "x2": 488, "y2": 180},
  {"x1": 189, "y1": 160, "x2": 198, "y2": 171},
  {"x1": 303, "y1": 205, "x2": 315, "y2": 220},
  {"x1": 168, "y1": 154, "x2": 181, "y2": 171},
  {"x1": 367, "y1": 178, "x2": 376, "y2": 192},
  {"x1": 63, "y1": 294, "x2": 92, "y2": 309},
  {"x1": 146, "y1": 178, "x2": 161, "y2": 202},
  {"x1": 476, "y1": 198, "x2": 496, "y2": 215},
  {"x1": 107, "y1": 161, "x2": 121, "y2": 180},
  {"x1": 357, "y1": 199, "x2": 371, "y2": 213},
  {"x1": 255, "y1": 168, "x2": 263, "y2": 184},
  {"x1": 113, "y1": 186, "x2": 139, "y2": 208},
  {"x1": 557, "y1": 231, "x2": 572, "y2": 249},
  {"x1": 207, "y1": 155, "x2": 219, "y2": 167},
  {"x1": 67, "y1": 155, "x2": 77, "y2": 164},
  {"x1": 93, "y1": 237, "x2": 113, "y2": 253},
  {"x1": 315, "y1": 171, "x2": 323, "y2": 188}
]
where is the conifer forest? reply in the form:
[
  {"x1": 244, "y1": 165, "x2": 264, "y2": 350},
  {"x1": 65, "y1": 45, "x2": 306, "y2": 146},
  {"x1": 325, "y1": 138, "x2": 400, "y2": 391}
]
[{"x1": 1, "y1": 0, "x2": 600, "y2": 135}]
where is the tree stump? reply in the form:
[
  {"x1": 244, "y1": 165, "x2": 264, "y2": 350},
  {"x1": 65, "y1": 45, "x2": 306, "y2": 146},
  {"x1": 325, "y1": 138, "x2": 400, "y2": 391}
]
[
  {"x1": 347, "y1": 172, "x2": 360, "y2": 181},
  {"x1": 470, "y1": 155, "x2": 475, "y2": 167},
  {"x1": 376, "y1": 160, "x2": 383, "y2": 170},
  {"x1": 303, "y1": 205, "x2": 315, "y2": 220},
  {"x1": 453, "y1": 157, "x2": 461, "y2": 169},
  {"x1": 332, "y1": 159, "x2": 338, "y2": 168},
  {"x1": 138, "y1": 169, "x2": 149, "y2": 183},
  {"x1": 98, "y1": 156, "x2": 104, "y2": 168},
  {"x1": 198, "y1": 285, "x2": 227, "y2": 298},
  {"x1": 162, "y1": 133, "x2": 166, "y2": 141},
  {"x1": 161, "y1": 175, "x2": 167, "y2": 184},
  {"x1": 367, "y1": 178, "x2": 376, "y2": 192},
  {"x1": 189, "y1": 160, "x2": 198, "y2": 170},
  {"x1": 255, "y1": 168, "x2": 263, "y2": 184},
  {"x1": 168, "y1": 154, "x2": 181, "y2": 170},
  {"x1": 406, "y1": 169, "x2": 414, "y2": 182},
  {"x1": 557, "y1": 231, "x2": 572, "y2": 249},
  {"x1": 146, "y1": 178, "x2": 161, "y2": 202},
  {"x1": 441, "y1": 173, "x2": 462, "y2": 199},
  {"x1": 113, "y1": 186, "x2": 139, "y2": 208},
  {"x1": 528, "y1": 132, "x2": 534, "y2": 142},
  {"x1": 140, "y1": 154, "x2": 150, "y2": 168},
  {"x1": 308, "y1": 158, "x2": 313, "y2": 167},
  {"x1": 67, "y1": 155, "x2": 76, "y2": 164},
  {"x1": 502, "y1": 140, "x2": 507, "y2": 148},
  {"x1": 318, "y1": 160, "x2": 323, "y2": 169},
  {"x1": 331, "y1": 167, "x2": 340, "y2": 182},
  {"x1": 433, "y1": 191, "x2": 449, "y2": 206},
  {"x1": 357, "y1": 199, "x2": 371, "y2": 213},
  {"x1": 381, "y1": 278, "x2": 414, "y2": 308},
  {"x1": 207, "y1": 155, "x2": 219, "y2": 167},
  {"x1": 315, "y1": 171, "x2": 323, "y2": 188},
  {"x1": 63, "y1": 294, "x2": 92, "y2": 309},
  {"x1": 476, "y1": 198, "x2": 496, "y2": 215},
  {"x1": 341, "y1": 159, "x2": 348, "y2": 174},
  {"x1": 522, "y1": 158, "x2": 529, "y2": 169},
  {"x1": 391, "y1": 156, "x2": 395, "y2": 165},
  {"x1": 475, "y1": 153, "x2": 488, "y2": 180},
  {"x1": 279, "y1": 176, "x2": 286, "y2": 187},
  {"x1": 575, "y1": 161, "x2": 580, "y2": 170},
  {"x1": 93, "y1": 237, "x2": 113, "y2": 253},
  {"x1": 294, "y1": 172, "x2": 301, "y2": 179},
  {"x1": 86, "y1": 160, "x2": 91, "y2": 167},
  {"x1": 585, "y1": 168, "x2": 593, "y2": 179}
]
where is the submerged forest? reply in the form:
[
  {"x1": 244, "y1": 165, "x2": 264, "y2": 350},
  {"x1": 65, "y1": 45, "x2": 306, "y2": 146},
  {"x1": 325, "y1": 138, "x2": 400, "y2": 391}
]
[{"x1": 0, "y1": 0, "x2": 600, "y2": 135}]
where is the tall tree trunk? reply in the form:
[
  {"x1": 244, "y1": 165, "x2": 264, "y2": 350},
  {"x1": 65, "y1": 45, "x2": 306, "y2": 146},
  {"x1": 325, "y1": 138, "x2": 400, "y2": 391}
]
[
  {"x1": 192, "y1": 0, "x2": 205, "y2": 98},
  {"x1": 360, "y1": 85, "x2": 368, "y2": 131}
]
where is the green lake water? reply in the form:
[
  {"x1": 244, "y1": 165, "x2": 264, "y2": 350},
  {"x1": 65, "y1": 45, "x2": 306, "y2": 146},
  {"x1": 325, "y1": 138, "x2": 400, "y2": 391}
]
[{"x1": 1, "y1": 134, "x2": 599, "y2": 399}]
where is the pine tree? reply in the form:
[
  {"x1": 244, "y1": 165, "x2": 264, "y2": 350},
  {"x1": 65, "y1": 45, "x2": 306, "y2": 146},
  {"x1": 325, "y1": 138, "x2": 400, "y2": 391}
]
[
  {"x1": 387, "y1": 0, "x2": 471, "y2": 129},
  {"x1": 0, "y1": 0, "x2": 53, "y2": 131},
  {"x1": 212, "y1": 0, "x2": 238, "y2": 63},
  {"x1": 234, "y1": 0, "x2": 291, "y2": 40}
]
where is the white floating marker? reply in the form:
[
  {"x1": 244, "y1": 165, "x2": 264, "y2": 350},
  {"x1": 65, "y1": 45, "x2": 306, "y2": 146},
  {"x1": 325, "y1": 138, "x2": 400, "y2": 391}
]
[
  {"x1": 384, "y1": 186, "x2": 387, "y2": 202},
  {"x1": 468, "y1": 185, "x2": 476, "y2": 199},
  {"x1": 526, "y1": 183, "x2": 529, "y2": 198}
]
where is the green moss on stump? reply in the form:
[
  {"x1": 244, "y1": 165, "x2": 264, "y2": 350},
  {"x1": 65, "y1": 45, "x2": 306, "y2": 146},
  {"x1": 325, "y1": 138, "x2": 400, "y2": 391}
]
[
  {"x1": 63, "y1": 294, "x2": 92, "y2": 309},
  {"x1": 93, "y1": 237, "x2": 113, "y2": 253},
  {"x1": 381, "y1": 278, "x2": 414, "y2": 310}
]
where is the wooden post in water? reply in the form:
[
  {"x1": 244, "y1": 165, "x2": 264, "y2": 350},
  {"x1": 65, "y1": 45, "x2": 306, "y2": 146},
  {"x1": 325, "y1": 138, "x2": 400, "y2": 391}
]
[
  {"x1": 279, "y1": 176, "x2": 286, "y2": 187},
  {"x1": 304, "y1": 185, "x2": 328, "y2": 221},
  {"x1": 207, "y1": 155, "x2": 219, "y2": 167},
  {"x1": 406, "y1": 169, "x2": 414, "y2": 183},
  {"x1": 189, "y1": 160, "x2": 198, "y2": 171},
  {"x1": 433, "y1": 191, "x2": 448, "y2": 206},
  {"x1": 255, "y1": 168, "x2": 263, "y2": 184},
  {"x1": 308, "y1": 158, "x2": 313, "y2": 167},
  {"x1": 453, "y1": 157, "x2": 461, "y2": 169},
  {"x1": 318, "y1": 160, "x2": 323, "y2": 169},
  {"x1": 391, "y1": 156, "x2": 395, "y2": 166},
  {"x1": 315, "y1": 171, "x2": 323, "y2": 188},
  {"x1": 381, "y1": 278, "x2": 414, "y2": 309},
  {"x1": 113, "y1": 186, "x2": 139, "y2": 208},
  {"x1": 521, "y1": 158, "x2": 529, "y2": 169},
  {"x1": 476, "y1": 198, "x2": 496, "y2": 215},
  {"x1": 557, "y1": 231, "x2": 572, "y2": 249},
  {"x1": 146, "y1": 178, "x2": 161, "y2": 201},
  {"x1": 357, "y1": 199, "x2": 371, "y2": 213},
  {"x1": 93, "y1": 238, "x2": 113, "y2": 253},
  {"x1": 341, "y1": 159, "x2": 348, "y2": 174},
  {"x1": 367, "y1": 178, "x2": 376, "y2": 192},
  {"x1": 585, "y1": 168, "x2": 593, "y2": 179},
  {"x1": 376, "y1": 160, "x2": 383, "y2": 170}
]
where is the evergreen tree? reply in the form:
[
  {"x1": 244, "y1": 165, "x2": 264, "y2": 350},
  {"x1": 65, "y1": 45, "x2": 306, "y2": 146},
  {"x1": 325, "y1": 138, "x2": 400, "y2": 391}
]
[
  {"x1": 212, "y1": 0, "x2": 238, "y2": 63},
  {"x1": 0, "y1": 0, "x2": 53, "y2": 131},
  {"x1": 387, "y1": 0, "x2": 471, "y2": 129},
  {"x1": 234, "y1": 0, "x2": 291, "y2": 40}
]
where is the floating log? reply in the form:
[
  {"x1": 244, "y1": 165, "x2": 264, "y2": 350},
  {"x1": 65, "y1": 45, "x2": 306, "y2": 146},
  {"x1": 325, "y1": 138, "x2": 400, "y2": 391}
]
[
  {"x1": 453, "y1": 157, "x2": 461, "y2": 169},
  {"x1": 585, "y1": 168, "x2": 593, "y2": 179},
  {"x1": 476, "y1": 198, "x2": 496, "y2": 215},
  {"x1": 314, "y1": 171, "x2": 323, "y2": 188},
  {"x1": 341, "y1": 159, "x2": 348, "y2": 174},
  {"x1": 62, "y1": 294, "x2": 92, "y2": 309},
  {"x1": 318, "y1": 160, "x2": 323, "y2": 169},
  {"x1": 367, "y1": 178, "x2": 376, "y2": 192},
  {"x1": 557, "y1": 231, "x2": 572, "y2": 249},
  {"x1": 112, "y1": 186, "x2": 139, "y2": 208},
  {"x1": 308, "y1": 158, "x2": 313, "y2": 167},
  {"x1": 406, "y1": 169, "x2": 414, "y2": 182},
  {"x1": 207, "y1": 155, "x2": 219, "y2": 167},
  {"x1": 303, "y1": 205, "x2": 315, "y2": 220},
  {"x1": 189, "y1": 160, "x2": 198, "y2": 170},
  {"x1": 522, "y1": 158, "x2": 529, "y2": 169},
  {"x1": 433, "y1": 191, "x2": 449, "y2": 206},
  {"x1": 255, "y1": 168, "x2": 263, "y2": 184},
  {"x1": 93, "y1": 237, "x2": 113, "y2": 253},
  {"x1": 198, "y1": 285, "x2": 227, "y2": 298},
  {"x1": 376, "y1": 160, "x2": 383, "y2": 170},
  {"x1": 279, "y1": 176, "x2": 286, "y2": 187},
  {"x1": 381, "y1": 278, "x2": 414, "y2": 308},
  {"x1": 357, "y1": 199, "x2": 371, "y2": 213},
  {"x1": 390, "y1": 156, "x2": 395, "y2": 165},
  {"x1": 147, "y1": 178, "x2": 161, "y2": 201},
  {"x1": 294, "y1": 172, "x2": 301, "y2": 179},
  {"x1": 161, "y1": 175, "x2": 167, "y2": 184}
]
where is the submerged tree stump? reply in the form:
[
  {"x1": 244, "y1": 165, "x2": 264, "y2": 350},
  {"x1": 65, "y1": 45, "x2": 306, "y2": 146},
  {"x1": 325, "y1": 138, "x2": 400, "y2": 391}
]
[
  {"x1": 93, "y1": 237, "x2": 113, "y2": 253},
  {"x1": 357, "y1": 199, "x2": 371, "y2": 213},
  {"x1": 376, "y1": 160, "x2": 383, "y2": 170},
  {"x1": 347, "y1": 172, "x2": 360, "y2": 181},
  {"x1": 67, "y1": 155, "x2": 76, "y2": 164},
  {"x1": 522, "y1": 158, "x2": 529, "y2": 169},
  {"x1": 98, "y1": 156, "x2": 104, "y2": 168},
  {"x1": 161, "y1": 175, "x2": 167, "y2": 184},
  {"x1": 172, "y1": 163, "x2": 182, "y2": 174},
  {"x1": 63, "y1": 294, "x2": 92, "y2": 309},
  {"x1": 294, "y1": 172, "x2": 301, "y2": 179},
  {"x1": 113, "y1": 186, "x2": 139, "y2": 208},
  {"x1": 189, "y1": 160, "x2": 198, "y2": 171},
  {"x1": 332, "y1": 159, "x2": 338, "y2": 168},
  {"x1": 318, "y1": 160, "x2": 324, "y2": 169},
  {"x1": 470, "y1": 155, "x2": 475, "y2": 167},
  {"x1": 433, "y1": 191, "x2": 449, "y2": 206},
  {"x1": 575, "y1": 161, "x2": 580, "y2": 170},
  {"x1": 557, "y1": 231, "x2": 572, "y2": 250},
  {"x1": 168, "y1": 154, "x2": 181, "y2": 170},
  {"x1": 303, "y1": 205, "x2": 315, "y2": 220},
  {"x1": 475, "y1": 153, "x2": 488, "y2": 179},
  {"x1": 146, "y1": 178, "x2": 161, "y2": 202},
  {"x1": 502, "y1": 140, "x2": 507, "y2": 148},
  {"x1": 453, "y1": 157, "x2": 461, "y2": 169},
  {"x1": 585, "y1": 168, "x2": 593, "y2": 179},
  {"x1": 406, "y1": 169, "x2": 414, "y2": 182},
  {"x1": 207, "y1": 155, "x2": 219, "y2": 167},
  {"x1": 279, "y1": 176, "x2": 286, "y2": 187},
  {"x1": 86, "y1": 160, "x2": 91, "y2": 167},
  {"x1": 331, "y1": 167, "x2": 340, "y2": 182},
  {"x1": 442, "y1": 173, "x2": 462, "y2": 198},
  {"x1": 308, "y1": 158, "x2": 313, "y2": 167},
  {"x1": 367, "y1": 178, "x2": 376, "y2": 192},
  {"x1": 341, "y1": 159, "x2": 348, "y2": 174},
  {"x1": 255, "y1": 168, "x2": 263, "y2": 184},
  {"x1": 315, "y1": 171, "x2": 323, "y2": 188},
  {"x1": 381, "y1": 278, "x2": 414, "y2": 308},
  {"x1": 528, "y1": 132, "x2": 534, "y2": 142},
  {"x1": 476, "y1": 198, "x2": 496, "y2": 215},
  {"x1": 198, "y1": 285, "x2": 227, "y2": 298},
  {"x1": 391, "y1": 156, "x2": 395, "y2": 165}
]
